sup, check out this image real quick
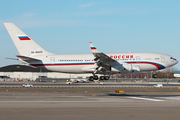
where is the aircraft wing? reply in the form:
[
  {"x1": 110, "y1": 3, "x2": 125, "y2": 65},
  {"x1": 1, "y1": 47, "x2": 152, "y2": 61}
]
[{"x1": 89, "y1": 42, "x2": 122, "y2": 71}]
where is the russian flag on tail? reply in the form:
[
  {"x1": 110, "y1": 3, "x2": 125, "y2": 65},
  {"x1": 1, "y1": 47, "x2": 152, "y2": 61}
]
[
  {"x1": 91, "y1": 47, "x2": 97, "y2": 50},
  {"x1": 18, "y1": 36, "x2": 31, "y2": 40}
]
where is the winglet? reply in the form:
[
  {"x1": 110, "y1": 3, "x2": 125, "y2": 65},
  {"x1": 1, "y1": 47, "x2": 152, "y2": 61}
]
[{"x1": 89, "y1": 42, "x2": 100, "y2": 53}]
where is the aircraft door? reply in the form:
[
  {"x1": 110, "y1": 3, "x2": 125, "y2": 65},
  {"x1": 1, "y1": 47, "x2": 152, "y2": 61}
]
[
  {"x1": 136, "y1": 56, "x2": 140, "y2": 63},
  {"x1": 161, "y1": 56, "x2": 165, "y2": 62},
  {"x1": 50, "y1": 57, "x2": 55, "y2": 64}
]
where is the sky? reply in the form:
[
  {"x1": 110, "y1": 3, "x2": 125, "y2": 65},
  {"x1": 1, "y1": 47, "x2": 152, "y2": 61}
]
[{"x1": 0, "y1": 0, "x2": 180, "y2": 69}]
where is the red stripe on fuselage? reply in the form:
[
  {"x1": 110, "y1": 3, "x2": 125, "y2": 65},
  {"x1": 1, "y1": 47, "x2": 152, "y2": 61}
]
[{"x1": 31, "y1": 63, "x2": 95, "y2": 67}]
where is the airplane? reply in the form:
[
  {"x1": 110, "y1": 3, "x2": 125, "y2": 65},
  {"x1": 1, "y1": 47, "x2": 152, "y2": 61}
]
[{"x1": 4, "y1": 23, "x2": 178, "y2": 81}]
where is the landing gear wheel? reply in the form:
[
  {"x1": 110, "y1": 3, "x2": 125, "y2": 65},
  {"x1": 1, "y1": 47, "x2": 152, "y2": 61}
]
[
  {"x1": 104, "y1": 76, "x2": 109, "y2": 80},
  {"x1": 89, "y1": 76, "x2": 94, "y2": 81},
  {"x1": 100, "y1": 76, "x2": 105, "y2": 80},
  {"x1": 94, "y1": 75, "x2": 98, "y2": 80},
  {"x1": 152, "y1": 74, "x2": 158, "y2": 78}
]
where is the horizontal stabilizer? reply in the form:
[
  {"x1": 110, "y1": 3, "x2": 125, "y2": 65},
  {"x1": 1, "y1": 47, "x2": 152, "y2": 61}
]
[
  {"x1": 5, "y1": 58, "x2": 18, "y2": 60},
  {"x1": 16, "y1": 55, "x2": 41, "y2": 62}
]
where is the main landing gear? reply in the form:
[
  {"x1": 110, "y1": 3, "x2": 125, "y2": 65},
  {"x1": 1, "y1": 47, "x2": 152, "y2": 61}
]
[
  {"x1": 99, "y1": 76, "x2": 109, "y2": 80},
  {"x1": 89, "y1": 75, "x2": 109, "y2": 81}
]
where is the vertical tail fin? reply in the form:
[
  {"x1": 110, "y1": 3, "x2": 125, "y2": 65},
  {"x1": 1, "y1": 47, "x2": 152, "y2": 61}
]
[{"x1": 4, "y1": 23, "x2": 52, "y2": 56}]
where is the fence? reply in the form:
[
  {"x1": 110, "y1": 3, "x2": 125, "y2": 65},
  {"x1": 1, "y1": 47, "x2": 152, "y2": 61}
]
[{"x1": 35, "y1": 78, "x2": 180, "y2": 83}]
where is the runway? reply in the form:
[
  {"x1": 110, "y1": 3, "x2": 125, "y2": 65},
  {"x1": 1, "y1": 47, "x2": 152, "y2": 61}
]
[
  {"x1": 0, "y1": 81, "x2": 180, "y2": 88},
  {"x1": 1, "y1": 85, "x2": 180, "y2": 120}
]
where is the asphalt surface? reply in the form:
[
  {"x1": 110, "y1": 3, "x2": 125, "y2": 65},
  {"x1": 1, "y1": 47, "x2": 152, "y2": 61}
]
[
  {"x1": 1, "y1": 90, "x2": 180, "y2": 120},
  {"x1": 1, "y1": 81, "x2": 180, "y2": 120}
]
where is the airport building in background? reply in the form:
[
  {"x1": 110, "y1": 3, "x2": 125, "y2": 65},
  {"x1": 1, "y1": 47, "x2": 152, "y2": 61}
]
[
  {"x1": 0, "y1": 64, "x2": 91, "y2": 81},
  {"x1": 173, "y1": 71, "x2": 180, "y2": 78}
]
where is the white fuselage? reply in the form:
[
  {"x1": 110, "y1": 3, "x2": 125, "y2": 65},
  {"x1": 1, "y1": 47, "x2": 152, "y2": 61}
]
[{"x1": 29, "y1": 52, "x2": 178, "y2": 74}]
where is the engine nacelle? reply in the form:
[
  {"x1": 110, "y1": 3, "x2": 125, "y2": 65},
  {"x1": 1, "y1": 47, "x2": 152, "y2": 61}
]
[
  {"x1": 122, "y1": 63, "x2": 132, "y2": 71},
  {"x1": 131, "y1": 65, "x2": 140, "y2": 73},
  {"x1": 111, "y1": 63, "x2": 131, "y2": 72},
  {"x1": 110, "y1": 63, "x2": 140, "y2": 73}
]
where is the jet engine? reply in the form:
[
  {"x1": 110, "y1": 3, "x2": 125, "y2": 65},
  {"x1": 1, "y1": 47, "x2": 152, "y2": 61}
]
[
  {"x1": 131, "y1": 65, "x2": 140, "y2": 73},
  {"x1": 111, "y1": 63, "x2": 140, "y2": 73}
]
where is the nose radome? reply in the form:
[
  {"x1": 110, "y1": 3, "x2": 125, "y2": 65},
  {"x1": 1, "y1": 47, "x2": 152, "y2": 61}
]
[
  {"x1": 176, "y1": 59, "x2": 178, "y2": 64},
  {"x1": 172, "y1": 59, "x2": 178, "y2": 67}
]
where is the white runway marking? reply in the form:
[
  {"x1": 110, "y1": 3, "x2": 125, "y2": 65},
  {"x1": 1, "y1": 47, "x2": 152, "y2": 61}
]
[
  {"x1": 127, "y1": 97, "x2": 164, "y2": 101},
  {"x1": 157, "y1": 96, "x2": 180, "y2": 100},
  {"x1": 0, "y1": 101, "x2": 99, "y2": 103},
  {"x1": 0, "y1": 97, "x2": 165, "y2": 102}
]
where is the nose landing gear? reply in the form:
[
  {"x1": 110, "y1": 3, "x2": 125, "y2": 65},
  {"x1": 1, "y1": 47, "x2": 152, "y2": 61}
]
[{"x1": 152, "y1": 74, "x2": 158, "y2": 78}]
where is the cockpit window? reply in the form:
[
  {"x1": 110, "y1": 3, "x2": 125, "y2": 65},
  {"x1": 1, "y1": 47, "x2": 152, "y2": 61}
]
[{"x1": 170, "y1": 57, "x2": 176, "y2": 61}]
